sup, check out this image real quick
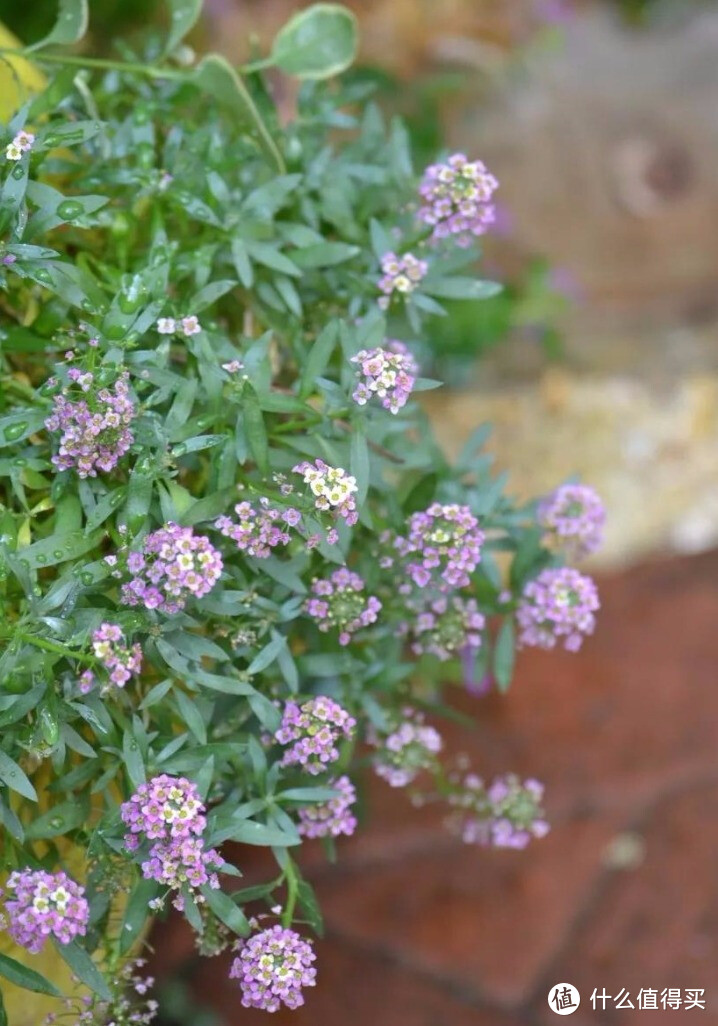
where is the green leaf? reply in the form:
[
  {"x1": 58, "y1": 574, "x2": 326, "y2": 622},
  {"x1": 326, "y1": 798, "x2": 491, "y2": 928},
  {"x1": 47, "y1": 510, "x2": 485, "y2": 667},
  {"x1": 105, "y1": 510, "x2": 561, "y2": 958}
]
[
  {"x1": 26, "y1": 799, "x2": 86, "y2": 839},
  {"x1": 193, "y1": 55, "x2": 285, "y2": 172},
  {"x1": 120, "y1": 877, "x2": 159, "y2": 955},
  {"x1": 26, "y1": 0, "x2": 89, "y2": 52},
  {"x1": 350, "y1": 426, "x2": 369, "y2": 503},
  {"x1": 201, "y1": 887, "x2": 250, "y2": 937},
  {"x1": 493, "y1": 617, "x2": 516, "y2": 692},
  {"x1": 242, "y1": 387, "x2": 268, "y2": 473},
  {"x1": 229, "y1": 819, "x2": 300, "y2": 847},
  {"x1": 270, "y1": 4, "x2": 358, "y2": 80},
  {"x1": 289, "y1": 242, "x2": 360, "y2": 269},
  {"x1": 0, "y1": 749, "x2": 37, "y2": 802},
  {"x1": 0, "y1": 952, "x2": 61, "y2": 997},
  {"x1": 296, "y1": 877, "x2": 324, "y2": 936},
  {"x1": 300, "y1": 322, "x2": 337, "y2": 398},
  {"x1": 54, "y1": 941, "x2": 111, "y2": 1000},
  {"x1": 247, "y1": 631, "x2": 287, "y2": 676},
  {"x1": 20, "y1": 529, "x2": 103, "y2": 571},
  {"x1": 122, "y1": 729, "x2": 146, "y2": 789},
  {"x1": 163, "y1": 0, "x2": 203, "y2": 55},
  {"x1": 423, "y1": 278, "x2": 502, "y2": 301}
]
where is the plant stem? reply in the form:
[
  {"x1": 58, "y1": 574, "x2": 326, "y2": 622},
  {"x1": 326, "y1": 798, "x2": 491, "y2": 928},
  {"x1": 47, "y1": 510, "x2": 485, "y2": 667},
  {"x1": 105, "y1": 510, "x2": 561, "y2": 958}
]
[
  {"x1": 16, "y1": 631, "x2": 95, "y2": 665},
  {"x1": 0, "y1": 48, "x2": 185, "y2": 80}
]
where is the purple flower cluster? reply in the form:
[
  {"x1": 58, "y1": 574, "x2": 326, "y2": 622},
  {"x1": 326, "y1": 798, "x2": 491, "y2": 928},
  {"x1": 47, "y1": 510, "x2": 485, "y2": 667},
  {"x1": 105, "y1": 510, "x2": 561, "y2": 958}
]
[
  {"x1": 91, "y1": 622, "x2": 142, "y2": 689},
  {"x1": 216, "y1": 499, "x2": 301, "y2": 558},
  {"x1": 121, "y1": 775, "x2": 222, "y2": 898},
  {"x1": 1, "y1": 869, "x2": 88, "y2": 953},
  {"x1": 306, "y1": 568, "x2": 382, "y2": 646},
  {"x1": 538, "y1": 483, "x2": 606, "y2": 559},
  {"x1": 141, "y1": 835, "x2": 223, "y2": 892},
  {"x1": 400, "y1": 595, "x2": 485, "y2": 661},
  {"x1": 418, "y1": 153, "x2": 498, "y2": 247},
  {"x1": 393, "y1": 503, "x2": 484, "y2": 591},
  {"x1": 293, "y1": 459, "x2": 358, "y2": 526},
  {"x1": 275, "y1": 696, "x2": 356, "y2": 776},
  {"x1": 121, "y1": 774, "x2": 206, "y2": 846},
  {"x1": 230, "y1": 926, "x2": 317, "y2": 1012},
  {"x1": 45, "y1": 370, "x2": 135, "y2": 478},
  {"x1": 350, "y1": 341, "x2": 418, "y2": 414},
  {"x1": 377, "y1": 252, "x2": 428, "y2": 309},
  {"x1": 371, "y1": 709, "x2": 443, "y2": 788},
  {"x1": 517, "y1": 566, "x2": 599, "y2": 652},
  {"x1": 297, "y1": 776, "x2": 357, "y2": 839},
  {"x1": 121, "y1": 523, "x2": 223, "y2": 613},
  {"x1": 450, "y1": 774, "x2": 549, "y2": 849}
]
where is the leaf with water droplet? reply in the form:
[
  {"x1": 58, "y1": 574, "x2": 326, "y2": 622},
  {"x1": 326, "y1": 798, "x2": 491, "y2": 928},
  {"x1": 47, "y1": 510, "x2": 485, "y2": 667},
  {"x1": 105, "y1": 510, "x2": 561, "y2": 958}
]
[
  {"x1": 25, "y1": 0, "x2": 89, "y2": 52},
  {"x1": 0, "y1": 749, "x2": 37, "y2": 801}
]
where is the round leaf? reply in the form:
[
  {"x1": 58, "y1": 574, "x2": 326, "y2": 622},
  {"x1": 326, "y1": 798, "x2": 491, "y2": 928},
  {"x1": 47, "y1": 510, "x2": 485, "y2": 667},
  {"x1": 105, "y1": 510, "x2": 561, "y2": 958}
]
[{"x1": 270, "y1": 4, "x2": 358, "y2": 80}]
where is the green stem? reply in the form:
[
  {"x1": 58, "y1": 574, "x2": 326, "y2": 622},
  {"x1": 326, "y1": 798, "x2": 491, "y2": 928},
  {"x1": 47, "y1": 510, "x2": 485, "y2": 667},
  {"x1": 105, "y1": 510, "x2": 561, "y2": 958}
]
[
  {"x1": 0, "y1": 48, "x2": 184, "y2": 80},
  {"x1": 16, "y1": 631, "x2": 95, "y2": 665}
]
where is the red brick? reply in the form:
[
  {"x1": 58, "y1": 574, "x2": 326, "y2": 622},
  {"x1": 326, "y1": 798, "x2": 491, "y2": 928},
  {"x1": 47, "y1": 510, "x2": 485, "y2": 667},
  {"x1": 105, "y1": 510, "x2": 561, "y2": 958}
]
[
  {"x1": 190, "y1": 936, "x2": 526, "y2": 1026},
  {"x1": 532, "y1": 783, "x2": 718, "y2": 1025}
]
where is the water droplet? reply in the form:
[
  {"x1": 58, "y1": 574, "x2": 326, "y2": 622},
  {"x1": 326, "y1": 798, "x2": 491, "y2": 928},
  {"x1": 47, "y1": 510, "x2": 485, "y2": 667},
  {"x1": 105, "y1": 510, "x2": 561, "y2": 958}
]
[
  {"x1": 12, "y1": 457, "x2": 27, "y2": 467},
  {"x1": 172, "y1": 443, "x2": 187, "y2": 456},
  {"x1": 34, "y1": 268, "x2": 51, "y2": 284},
  {"x1": 50, "y1": 816, "x2": 63, "y2": 829},
  {"x1": 52, "y1": 549, "x2": 64, "y2": 559},
  {"x1": 43, "y1": 134, "x2": 59, "y2": 148},
  {"x1": 11, "y1": 165, "x2": 25, "y2": 180},
  {"x1": 4, "y1": 422, "x2": 28, "y2": 441},
  {"x1": 36, "y1": 554, "x2": 47, "y2": 564},
  {"x1": 80, "y1": 571, "x2": 94, "y2": 585},
  {"x1": 57, "y1": 200, "x2": 84, "y2": 220}
]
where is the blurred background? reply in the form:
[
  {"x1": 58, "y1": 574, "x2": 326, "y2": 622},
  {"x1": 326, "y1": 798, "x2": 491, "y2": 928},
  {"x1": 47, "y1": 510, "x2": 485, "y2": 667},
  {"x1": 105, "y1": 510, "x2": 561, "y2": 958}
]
[{"x1": 4, "y1": 0, "x2": 718, "y2": 1022}]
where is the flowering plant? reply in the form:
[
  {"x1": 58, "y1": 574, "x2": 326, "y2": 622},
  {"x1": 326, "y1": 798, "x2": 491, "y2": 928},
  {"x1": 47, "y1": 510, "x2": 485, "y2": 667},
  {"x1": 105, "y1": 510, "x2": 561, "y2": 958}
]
[{"x1": 0, "y1": 0, "x2": 603, "y2": 1018}]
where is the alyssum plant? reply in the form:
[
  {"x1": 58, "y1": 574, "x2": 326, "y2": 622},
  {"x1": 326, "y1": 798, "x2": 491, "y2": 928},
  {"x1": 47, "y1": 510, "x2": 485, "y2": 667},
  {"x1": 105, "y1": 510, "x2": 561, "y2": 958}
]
[{"x1": 0, "y1": 1, "x2": 604, "y2": 1019}]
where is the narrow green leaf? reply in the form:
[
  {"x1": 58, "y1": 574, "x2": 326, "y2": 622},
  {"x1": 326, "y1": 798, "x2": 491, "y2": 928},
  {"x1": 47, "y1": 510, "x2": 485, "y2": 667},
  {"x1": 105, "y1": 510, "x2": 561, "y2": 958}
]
[
  {"x1": 54, "y1": 941, "x2": 111, "y2": 1000},
  {"x1": 0, "y1": 749, "x2": 37, "y2": 802},
  {"x1": 242, "y1": 387, "x2": 268, "y2": 473},
  {"x1": 0, "y1": 952, "x2": 61, "y2": 997},
  {"x1": 493, "y1": 617, "x2": 516, "y2": 692},
  {"x1": 300, "y1": 322, "x2": 337, "y2": 398},
  {"x1": 201, "y1": 887, "x2": 250, "y2": 937},
  {"x1": 120, "y1": 878, "x2": 159, "y2": 954},
  {"x1": 194, "y1": 55, "x2": 285, "y2": 172}
]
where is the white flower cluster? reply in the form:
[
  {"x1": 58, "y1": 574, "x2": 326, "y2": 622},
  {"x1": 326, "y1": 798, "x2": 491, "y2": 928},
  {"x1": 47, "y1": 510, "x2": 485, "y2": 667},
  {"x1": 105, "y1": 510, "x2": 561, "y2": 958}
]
[{"x1": 156, "y1": 316, "x2": 201, "y2": 337}]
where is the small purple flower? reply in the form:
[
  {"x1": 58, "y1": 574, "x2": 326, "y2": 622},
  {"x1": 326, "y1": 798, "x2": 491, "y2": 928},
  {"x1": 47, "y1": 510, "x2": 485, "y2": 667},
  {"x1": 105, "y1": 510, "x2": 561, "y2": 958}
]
[
  {"x1": 418, "y1": 153, "x2": 498, "y2": 247},
  {"x1": 538, "y1": 483, "x2": 605, "y2": 559},
  {"x1": 297, "y1": 776, "x2": 357, "y2": 839},
  {"x1": 91, "y1": 622, "x2": 142, "y2": 690},
  {"x1": 350, "y1": 341, "x2": 418, "y2": 414},
  {"x1": 393, "y1": 503, "x2": 484, "y2": 591},
  {"x1": 370, "y1": 709, "x2": 442, "y2": 788},
  {"x1": 377, "y1": 251, "x2": 428, "y2": 309},
  {"x1": 517, "y1": 566, "x2": 599, "y2": 652},
  {"x1": 215, "y1": 500, "x2": 300, "y2": 559},
  {"x1": 399, "y1": 594, "x2": 485, "y2": 661},
  {"x1": 120, "y1": 523, "x2": 222, "y2": 614},
  {"x1": 45, "y1": 370, "x2": 135, "y2": 478},
  {"x1": 275, "y1": 696, "x2": 356, "y2": 775},
  {"x1": 306, "y1": 568, "x2": 381, "y2": 645},
  {"x1": 229, "y1": 926, "x2": 317, "y2": 1012},
  {"x1": 1, "y1": 869, "x2": 88, "y2": 953},
  {"x1": 449, "y1": 773, "x2": 549, "y2": 849}
]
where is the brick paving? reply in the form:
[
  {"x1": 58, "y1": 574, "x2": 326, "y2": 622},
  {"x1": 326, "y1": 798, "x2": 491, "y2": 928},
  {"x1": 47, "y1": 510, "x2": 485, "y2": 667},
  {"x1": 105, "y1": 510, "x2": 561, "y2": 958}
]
[{"x1": 150, "y1": 549, "x2": 718, "y2": 1024}]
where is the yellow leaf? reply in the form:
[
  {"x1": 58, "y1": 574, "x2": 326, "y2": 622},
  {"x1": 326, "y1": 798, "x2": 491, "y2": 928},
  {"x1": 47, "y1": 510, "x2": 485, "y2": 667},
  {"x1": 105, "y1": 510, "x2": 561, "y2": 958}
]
[{"x1": 0, "y1": 22, "x2": 46, "y2": 121}]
